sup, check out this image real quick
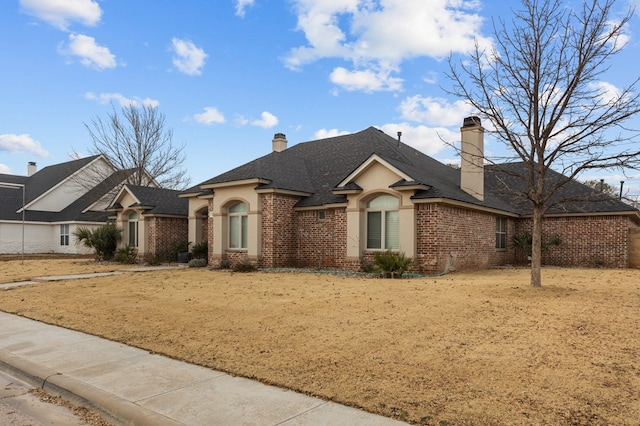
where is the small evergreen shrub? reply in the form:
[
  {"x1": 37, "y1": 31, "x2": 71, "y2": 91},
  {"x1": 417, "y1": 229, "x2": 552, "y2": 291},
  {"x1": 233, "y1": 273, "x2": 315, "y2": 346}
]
[
  {"x1": 191, "y1": 241, "x2": 208, "y2": 259},
  {"x1": 233, "y1": 261, "x2": 257, "y2": 272},
  {"x1": 373, "y1": 250, "x2": 413, "y2": 278},
  {"x1": 188, "y1": 258, "x2": 207, "y2": 268},
  {"x1": 170, "y1": 241, "x2": 191, "y2": 262},
  {"x1": 73, "y1": 223, "x2": 122, "y2": 261},
  {"x1": 114, "y1": 244, "x2": 137, "y2": 264}
]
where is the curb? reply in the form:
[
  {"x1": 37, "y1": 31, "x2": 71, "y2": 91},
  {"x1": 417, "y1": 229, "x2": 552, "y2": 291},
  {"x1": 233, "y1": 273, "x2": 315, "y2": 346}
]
[{"x1": 0, "y1": 349, "x2": 183, "y2": 426}]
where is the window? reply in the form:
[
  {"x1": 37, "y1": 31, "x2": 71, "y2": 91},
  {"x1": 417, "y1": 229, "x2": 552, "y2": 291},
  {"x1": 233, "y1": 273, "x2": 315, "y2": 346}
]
[
  {"x1": 317, "y1": 210, "x2": 326, "y2": 220},
  {"x1": 128, "y1": 212, "x2": 139, "y2": 247},
  {"x1": 496, "y1": 217, "x2": 507, "y2": 249},
  {"x1": 60, "y1": 224, "x2": 69, "y2": 246},
  {"x1": 366, "y1": 195, "x2": 399, "y2": 250},
  {"x1": 228, "y1": 202, "x2": 248, "y2": 249}
]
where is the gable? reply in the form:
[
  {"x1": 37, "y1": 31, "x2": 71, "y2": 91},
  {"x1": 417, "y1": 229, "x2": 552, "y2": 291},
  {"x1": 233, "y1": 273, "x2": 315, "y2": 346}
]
[
  {"x1": 26, "y1": 156, "x2": 115, "y2": 212},
  {"x1": 337, "y1": 154, "x2": 413, "y2": 190}
]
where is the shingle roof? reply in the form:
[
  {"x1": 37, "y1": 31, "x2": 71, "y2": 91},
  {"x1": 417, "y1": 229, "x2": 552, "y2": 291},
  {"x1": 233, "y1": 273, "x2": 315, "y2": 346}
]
[
  {"x1": 196, "y1": 127, "x2": 638, "y2": 216},
  {"x1": 123, "y1": 185, "x2": 188, "y2": 216},
  {"x1": 0, "y1": 156, "x2": 129, "y2": 223}
]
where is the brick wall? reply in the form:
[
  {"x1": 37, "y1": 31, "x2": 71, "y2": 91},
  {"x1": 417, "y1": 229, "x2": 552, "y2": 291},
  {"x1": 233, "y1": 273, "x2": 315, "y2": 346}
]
[
  {"x1": 260, "y1": 193, "x2": 300, "y2": 268},
  {"x1": 294, "y1": 208, "x2": 349, "y2": 269},
  {"x1": 416, "y1": 204, "x2": 514, "y2": 273},
  {"x1": 146, "y1": 216, "x2": 188, "y2": 258},
  {"x1": 514, "y1": 215, "x2": 632, "y2": 268}
]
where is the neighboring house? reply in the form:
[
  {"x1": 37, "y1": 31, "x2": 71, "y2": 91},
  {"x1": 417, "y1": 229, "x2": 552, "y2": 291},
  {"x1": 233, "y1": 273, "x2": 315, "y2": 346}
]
[
  {"x1": 180, "y1": 118, "x2": 640, "y2": 273},
  {"x1": 0, "y1": 155, "x2": 133, "y2": 255},
  {"x1": 107, "y1": 185, "x2": 189, "y2": 259}
]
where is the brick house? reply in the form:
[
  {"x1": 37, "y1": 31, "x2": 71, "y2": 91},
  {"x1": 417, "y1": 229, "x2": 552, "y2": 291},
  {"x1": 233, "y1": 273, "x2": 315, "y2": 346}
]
[
  {"x1": 179, "y1": 118, "x2": 640, "y2": 273},
  {"x1": 108, "y1": 185, "x2": 189, "y2": 259}
]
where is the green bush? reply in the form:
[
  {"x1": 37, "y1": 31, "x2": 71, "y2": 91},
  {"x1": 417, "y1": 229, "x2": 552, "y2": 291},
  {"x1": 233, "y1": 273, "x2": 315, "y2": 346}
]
[
  {"x1": 233, "y1": 260, "x2": 257, "y2": 272},
  {"x1": 191, "y1": 241, "x2": 208, "y2": 259},
  {"x1": 373, "y1": 250, "x2": 413, "y2": 278},
  {"x1": 188, "y1": 258, "x2": 207, "y2": 268},
  {"x1": 169, "y1": 241, "x2": 191, "y2": 261},
  {"x1": 114, "y1": 244, "x2": 137, "y2": 264},
  {"x1": 73, "y1": 223, "x2": 122, "y2": 261},
  {"x1": 513, "y1": 231, "x2": 562, "y2": 257}
]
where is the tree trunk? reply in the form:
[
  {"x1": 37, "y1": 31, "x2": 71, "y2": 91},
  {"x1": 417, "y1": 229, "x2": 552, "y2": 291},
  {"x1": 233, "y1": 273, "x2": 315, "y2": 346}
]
[{"x1": 530, "y1": 204, "x2": 544, "y2": 287}]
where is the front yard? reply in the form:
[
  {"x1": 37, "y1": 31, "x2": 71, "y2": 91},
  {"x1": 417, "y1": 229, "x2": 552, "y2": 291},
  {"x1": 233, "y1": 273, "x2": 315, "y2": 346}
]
[{"x1": 1, "y1": 259, "x2": 639, "y2": 425}]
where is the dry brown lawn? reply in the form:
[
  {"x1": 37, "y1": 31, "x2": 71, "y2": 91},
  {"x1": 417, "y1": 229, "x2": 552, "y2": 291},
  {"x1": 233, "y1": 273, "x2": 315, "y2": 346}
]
[{"x1": 1, "y1": 258, "x2": 639, "y2": 425}]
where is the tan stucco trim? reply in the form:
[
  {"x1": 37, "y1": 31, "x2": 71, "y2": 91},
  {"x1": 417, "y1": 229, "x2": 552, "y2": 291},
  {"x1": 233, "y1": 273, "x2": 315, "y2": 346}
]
[
  {"x1": 254, "y1": 188, "x2": 312, "y2": 197},
  {"x1": 201, "y1": 178, "x2": 270, "y2": 190},
  {"x1": 331, "y1": 189, "x2": 362, "y2": 195},
  {"x1": 392, "y1": 184, "x2": 431, "y2": 192},
  {"x1": 337, "y1": 154, "x2": 413, "y2": 187},
  {"x1": 140, "y1": 214, "x2": 188, "y2": 219},
  {"x1": 294, "y1": 203, "x2": 348, "y2": 211}
]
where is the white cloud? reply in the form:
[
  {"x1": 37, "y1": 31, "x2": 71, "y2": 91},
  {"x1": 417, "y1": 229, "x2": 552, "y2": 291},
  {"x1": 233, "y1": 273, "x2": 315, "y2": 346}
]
[
  {"x1": 0, "y1": 134, "x2": 50, "y2": 158},
  {"x1": 236, "y1": 111, "x2": 279, "y2": 128},
  {"x1": 311, "y1": 123, "x2": 455, "y2": 156},
  {"x1": 235, "y1": 0, "x2": 255, "y2": 17},
  {"x1": 588, "y1": 81, "x2": 623, "y2": 106},
  {"x1": 252, "y1": 111, "x2": 279, "y2": 128},
  {"x1": 60, "y1": 34, "x2": 116, "y2": 70},
  {"x1": 20, "y1": 0, "x2": 102, "y2": 30},
  {"x1": 192, "y1": 107, "x2": 226, "y2": 125},
  {"x1": 379, "y1": 123, "x2": 457, "y2": 155},
  {"x1": 85, "y1": 92, "x2": 159, "y2": 108},
  {"x1": 330, "y1": 66, "x2": 402, "y2": 92},
  {"x1": 312, "y1": 128, "x2": 352, "y2": 140},
  {"x1": 0, "y1": 163, "x2": 11, "y2": 174},
  {"x1": 171, "y1": 38, "x2": 207, "y2": 76},
  {"x1": 399, "y1": 95, "x2": 474, "y2": 127},
  {"x1": 285, "y1": 0, "x2": 492, "y2": 93}
]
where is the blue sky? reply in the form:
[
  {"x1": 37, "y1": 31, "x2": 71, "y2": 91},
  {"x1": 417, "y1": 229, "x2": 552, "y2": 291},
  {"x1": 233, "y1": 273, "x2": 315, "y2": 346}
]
[{"x1": 1, "y1": 0, "x2": 639, "y2": 197}]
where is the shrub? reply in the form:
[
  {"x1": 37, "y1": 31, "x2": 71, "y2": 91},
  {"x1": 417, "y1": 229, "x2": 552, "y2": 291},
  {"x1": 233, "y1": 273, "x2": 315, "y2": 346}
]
[
  {"x1": 169, "y1": 241, "x2": 191, "y2": 262},
  {"x1": 191, "y1": 241, "x2": 208, "y2": 259},
  {"x1": 513, "y1": 232, "x2": 562, "y2": 258},
  {"x1": 373, "y1": 250, "x2": 413, "y2": 278},
  {"x1": 188, "y1": 258, "x2": 207, "y2": 268},
  {"x1": 114, "y1": 245, "x2": 137, "y2": 264},
  {"x1": 233, "y1": 261, "x2": 257, "y2": 273},
  {"x1": 73, "y1": 223, "x2": 122, "y2": 261}
]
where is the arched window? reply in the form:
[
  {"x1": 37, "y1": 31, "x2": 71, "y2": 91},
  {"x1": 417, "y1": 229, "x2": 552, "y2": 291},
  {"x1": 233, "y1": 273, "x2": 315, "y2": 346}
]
[
  {"x1": 366, "y1": 195, "x2": 399, "y2": 250},
  {"x1": 228, "y1": 202, "x2": 248, "y2": 249},
  {"x1": 128, "y1": 212, "x2": 139, "y2": 247}
]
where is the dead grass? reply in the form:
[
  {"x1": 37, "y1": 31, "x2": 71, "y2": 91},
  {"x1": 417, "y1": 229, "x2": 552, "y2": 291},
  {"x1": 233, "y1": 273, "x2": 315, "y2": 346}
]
[{"x1": 1, "y1": 259, "x2": 639, "y2": 425}]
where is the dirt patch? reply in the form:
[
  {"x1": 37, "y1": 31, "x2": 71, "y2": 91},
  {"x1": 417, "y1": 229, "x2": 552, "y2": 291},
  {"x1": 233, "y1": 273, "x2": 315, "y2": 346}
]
[{"x1": 1, "y1": 260, "x2": 639, "y2": 425}]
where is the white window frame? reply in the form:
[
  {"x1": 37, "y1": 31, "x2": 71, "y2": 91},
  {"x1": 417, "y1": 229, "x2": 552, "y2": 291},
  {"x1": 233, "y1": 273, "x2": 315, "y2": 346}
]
[
  {"x1": 366, "y1": 195, "x2": 400, "y2": 250},
  {"x1": 60, "y1": 224, "x2": 69, "y2": 246},
  {"x1": 496, "y1": 217, "x2": 507, "y2": 249},
  {"x1": 228, "y1": 202, "x2": 248, "y2": 249},
  {"x1": 128, "y1": 212, "x2": 139, "y2": 248}
]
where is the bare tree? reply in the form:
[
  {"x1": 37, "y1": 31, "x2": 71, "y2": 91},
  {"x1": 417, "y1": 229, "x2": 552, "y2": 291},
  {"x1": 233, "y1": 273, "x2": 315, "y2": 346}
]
[
  {"x1": 83, "y1": 104, "x2": 190, "y2": 190},
  {"x1": 448, "y1": 0, "x2": 640, "y2": 287}
]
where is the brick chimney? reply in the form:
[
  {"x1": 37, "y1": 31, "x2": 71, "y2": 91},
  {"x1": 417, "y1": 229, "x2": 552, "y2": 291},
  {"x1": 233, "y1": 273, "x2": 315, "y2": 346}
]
[
  {"x1": 460, "y1": 117, "x2": 484, "y2": 201},
  {"x1": 272, "y1": 133, "x2": 287, "y2": 152},
  {"x1": 28, "y1": 161, "x2": 37, "y2": 176}
]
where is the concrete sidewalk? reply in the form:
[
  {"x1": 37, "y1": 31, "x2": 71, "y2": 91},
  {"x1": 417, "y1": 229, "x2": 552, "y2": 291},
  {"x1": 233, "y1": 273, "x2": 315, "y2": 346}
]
[{"x1": 0, "y1": 311, "x2": 407, "y2": 425}]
